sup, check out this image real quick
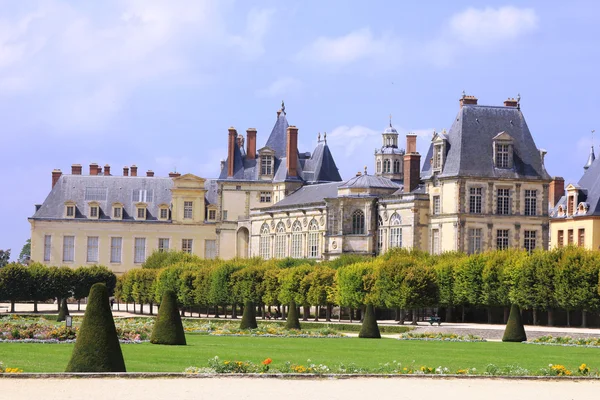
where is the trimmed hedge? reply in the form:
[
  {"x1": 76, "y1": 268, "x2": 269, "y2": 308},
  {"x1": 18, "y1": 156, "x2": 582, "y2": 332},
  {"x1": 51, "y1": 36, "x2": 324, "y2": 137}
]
[
  {"x1": 240, "y1": 301, "x2": 258, "y2": 330},
  {"x1": 284, "y1": 300, "x2": 301, "y2": 330},
  {"x1": 359, "y1": 304, "x2": 381, "y2": 338},
  {"x1": 150, "y1": 290, "x2": 186, "y2": 345},
  {"x1": 502, "y1": 304, "x2": 527, "y2": 342},
  {"x1": 57, "y1": 298, "x2": 70, "y2": 322},
  {"x1": 65, "y1": 283, "x2": 126, "y2": 372}
]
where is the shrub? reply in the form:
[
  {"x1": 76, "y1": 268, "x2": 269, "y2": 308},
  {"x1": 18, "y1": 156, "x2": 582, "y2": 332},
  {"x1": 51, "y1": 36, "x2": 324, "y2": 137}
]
[
  {"x1": 65, "y1": 283, "x2": 126, "y2": 372},
  {"x1": 240, "y1": 301, "x2": 257, "y2": 330},
  {"x1": 57, "y1": 298, "x2": 70, "y2": 322},
  {"x1": 502, "y1": 304, "x2": 527, "y2": 342},
  {"x1": 150, "y1": 290, "x2": 186, "y2": 345},
  {"x1": 358, "y1": 304, "x2": 381, "y2": 338},
  {"x1": 284, "y1": 300, "x2": 301, "y2": 330}
]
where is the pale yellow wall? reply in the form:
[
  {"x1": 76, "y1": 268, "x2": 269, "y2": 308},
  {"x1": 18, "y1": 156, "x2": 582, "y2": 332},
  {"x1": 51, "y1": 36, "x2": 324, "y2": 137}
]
[{"x1": 550, "y1": 218, "x2": 600, "y2": 250}]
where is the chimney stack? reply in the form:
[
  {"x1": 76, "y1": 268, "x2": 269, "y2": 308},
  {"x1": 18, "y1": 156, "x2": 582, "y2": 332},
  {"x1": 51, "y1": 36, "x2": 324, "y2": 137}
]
[
  {"x1": 246, "y1": 128, "x2": 257, "y2": 160},
  {"x1": 123, "y1": 166, "x2": 129, "y2": 176},
  {"x1": 71, "y1": 164, "x2": 82, "y2": 175},
  {"x1": 549, "y1": 177, "x2": 565, "y2": 208},
  {"x1": 504, "y1": 98, "x2": 518, "y2": 107},
  {"x1": 286, "y1": 126, "x2": 299, "y2": 177},
  {"x1": 104, "y1": 164, "x2": 111, "y2": 176},
  {"x1": 406, "y1": 133, "x2": 417, "y2": 154},
  {"x1": 146, "y1": 170, "x2": 154, "y2": 177},
  {"x1": 169, "y1": 172, "x2": 181, "y2": 178},
  {"x1": 459, "y1": 95, "x2": 478, "y2": 108},
  {"x1": 403, "y1": 134, "x2": 421, "y2": 193},
  {"x1": 130, "y1": 165, "x2": 138, "y2": 177},
  {"x1": 52, "y1": 169, "x2": 62, "y2": 188},
  {"x1": 227, "y1": 127, "x2": 237, "y2": 177},
  {"x1": 89, "y1": 163, "x2": 99, "y2": 176}
]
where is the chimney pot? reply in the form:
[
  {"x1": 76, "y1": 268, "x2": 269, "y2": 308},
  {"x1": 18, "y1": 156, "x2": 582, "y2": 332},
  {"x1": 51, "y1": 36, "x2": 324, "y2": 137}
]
[
  {"x1": 459, "y1": 95, "x2": 478, "y2": 108},
  {"x1": 406, "y1": 134, "x2": 417, "y2": 154},
  {"x1": 71, "y1": 164, "x2": 82, "y2": 175},
  {"x1": 169, "y1": 172, "x2": 181, "y2": 178},
  {"x1": 123, "y1": 166, "x2": 129, "y2": 176},
  {"x1": 89, "y1": 163, "x2": 99, "y2": 176},
  {"x1": 52, "y1": 169, "x2": 62, "y2": 188},
  {"x1": 146, "y1": 170, "x2": 154, "y2": 177},
  {"x1": 130, "y1": 165, "x2": 138, "y2": 177},
  {"x1": 246, "y1": 128, "x2": 257, "y2": 160},
  {"x1": 104, "y1": 164, "x2": 111, "y2": 176},
  {"x1": 504, "y1": 98, "x2": 518, "y2": 107}
]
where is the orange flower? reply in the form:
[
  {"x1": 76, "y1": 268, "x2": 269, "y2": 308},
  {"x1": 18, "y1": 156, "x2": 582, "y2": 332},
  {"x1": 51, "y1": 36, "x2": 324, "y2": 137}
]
[{"x1": 262, "y1": 358, "x2": 272, "y2": 365}]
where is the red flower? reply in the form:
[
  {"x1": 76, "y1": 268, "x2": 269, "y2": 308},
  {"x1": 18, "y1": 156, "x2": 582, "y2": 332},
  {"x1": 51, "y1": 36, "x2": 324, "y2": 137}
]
[{"x1": 262, "y1": 358, "x2": 272, "y2": 365}]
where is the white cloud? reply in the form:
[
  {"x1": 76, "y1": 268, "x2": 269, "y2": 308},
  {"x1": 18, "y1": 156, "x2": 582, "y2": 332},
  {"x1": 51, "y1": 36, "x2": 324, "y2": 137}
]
[
  {"x1": 256, "y1": 77, "x2": 302, "y2": 98},
  {"x1": 230, "y1": 8, "x2": 275, "y2": 59}
]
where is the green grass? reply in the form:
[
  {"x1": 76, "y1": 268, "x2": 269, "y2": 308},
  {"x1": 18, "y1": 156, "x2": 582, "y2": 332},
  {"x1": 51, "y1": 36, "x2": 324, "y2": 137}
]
[{"x1": 2, "y1": 334, "x2": 600, "y2": 373}]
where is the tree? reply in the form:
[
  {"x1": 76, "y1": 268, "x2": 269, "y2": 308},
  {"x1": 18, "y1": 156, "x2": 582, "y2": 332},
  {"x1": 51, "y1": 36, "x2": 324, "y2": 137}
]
[
  {"x1": 0, "y1": 263, "x2": 30, "y2": 312},
  {"x1": 19, "y1": 240, "x2": 31, "y2": 264},
  {"x1": 150, "y1": 290, "x2": 186, "y2": 345},
  {"x1": 28, "y1": 262, "x2": 52, "y2": 313},
  {"x1": 480, "y1": 251, "x2": 511, "y2": 324},
  {"x1": 502, "y1": 304, "x2": 527, "y2": 342},
  {"x1": 304, "y1": 266, "x2": 336, "y2": 321},
  {"x1": 208, "y1": 263, "x2": 241, "y2": 317},
  {"x1": 0, "y1": 249, "x2": 10, "y2": 268},
  {"x1": 359, "y1": 304, "x2": 381, "y2": 338},
  {"x1": 57, "y1": 298, "x2": 70, "y2": 322},
  {"x1": 48, "y1": 266, "x2": 75, "y2": 312},
  {"x1": 278, "y1": 265, "x2": 313, "y2": 321},
  {"x1": 453, "y1": 255, "x2": 485, "y2": 322},
  {"x1": 231, "y1": 265, "x2": 265, "y2": 328},
  {"x1": 400, "y1": 264, "x2": 439, "y2": 325},
  {"x1": 130, "y1": 268, "x2": 157, "y2": 314}
]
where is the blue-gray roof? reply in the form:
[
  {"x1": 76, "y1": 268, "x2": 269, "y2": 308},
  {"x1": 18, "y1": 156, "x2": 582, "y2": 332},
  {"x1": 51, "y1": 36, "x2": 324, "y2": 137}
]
[
  {"x1": 553, "y1": 152, "x2": 600, "y2": 217},
  {"x1": 339, "y1": 174, "x2": 401, "y2": 190},
  {"x1": 263, "y1": 182, "x2": 344, "y2": 209}
]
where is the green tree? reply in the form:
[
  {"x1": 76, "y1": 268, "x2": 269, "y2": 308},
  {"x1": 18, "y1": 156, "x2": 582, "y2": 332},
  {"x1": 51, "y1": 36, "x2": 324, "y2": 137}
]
[
  {"x1": 480, "y1": 251, "x2": 512, "y2": 324},
  {"x1": 304, "y1": 266, "x2": 336, "y2": 321},
  {"x1": 28, "y1": 262, "x2": 52, "y2": 313},
  {"x1": 48, "y1": 266, "x2": 75, "y2": 312},
  {"x1": 208, "y1": 262, "x2": 241, "y2": 317},
  {"x1": 0, "y1": 263, "x2": 31, "y2": 312},
  {"x1": 502, "y1": 304, "x2": 527, "y2": 342},
  {"x1": 0, "y1": 249, "x2": 10, "y2": 268},
  {"x1": 401, "y1": 264, "x2": 439, "y2": 324},
  {"x1": 19, "y1": 239, "x2": 31, "y2": 264},
  {"x1": 150, "y1": 290, "x2": 186, "y2": 345},
  {"x1": 453, "y1": 255, "x2": 485, "y2": 322},
  {"x1": 278, "y1": 264, "x2": 314, "y2": 321},
  {"x1": 131, "y1": 268, "x2": 158, "y2": 314}
]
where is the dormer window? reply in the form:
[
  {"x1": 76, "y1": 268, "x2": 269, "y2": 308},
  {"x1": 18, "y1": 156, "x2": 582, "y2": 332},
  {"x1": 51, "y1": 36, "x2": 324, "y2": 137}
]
[
  {"x1": 492, "y1": 132, "x2": 514, "y2": 169},
  {"x1": 557, "y1": 205, "x2": 565, "y2": 217},
  {"x1": 88, "y1": 202, "x2": 100, "y2": 219},
  {"x1": 207, "y1": 207, "x2": 217, "y2": 221},
  {"x1": 135, "y1": 203, "x2": 147, "y2": 220},
  {"x1": 112, "y1": 203, "x2": 123, "y2": 220},
  {"x1": 496, "y1": 144, "x2": 509, "y2": 168},
  {"x1": 261, "y1": 155, "x2": 273, "y2": 175},
  {"x1": 158, "y1": 204, "x2": 169, "y2": 221},
  {"x1": 431, "y1": 134, "x2": 447, "y2": 172},
  {"x1": 65, "y1": 201, "x2": 76, "y2": 219},
  {"x1": 433, "y1": 145, "x2": 443, "y2": 170}
]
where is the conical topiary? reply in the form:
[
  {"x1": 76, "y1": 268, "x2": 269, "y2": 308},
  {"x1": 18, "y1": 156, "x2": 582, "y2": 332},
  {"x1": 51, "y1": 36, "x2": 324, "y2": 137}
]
[
  {"x1": 502, "y1": 304, "x2": 527, "y2": 342},
  {"x1": 150, "y1": 290, "x2": 186, "y2": 345},
  {"x1": 65, "y1": 283, "x2": 126, "y2": 372},
  {"x1": 284, "y1": 300, "x2": 301, "y2": 330},
  {"x1": 359, "y1": 304, "x2": 381, "y2": 338},
  {"x1": 240, "y1": 301, "x2": 258, "y2": 330},
  {"x1": 57, "y1": 298, "x2": 70, "y2": 322}
]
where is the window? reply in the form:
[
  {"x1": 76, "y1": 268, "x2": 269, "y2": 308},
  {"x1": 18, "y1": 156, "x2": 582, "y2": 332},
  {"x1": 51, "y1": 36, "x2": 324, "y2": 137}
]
[
  {"x1": 291, "y1": 221, "x2": 303, "y2": 258},
  {"x1": 383, "y1": 159, "x2": 391, "y2": 173},
  {"x1": 134, "y1": 238, "x2": 146, "y2": 263},
  {"x1": 160, "y1": 207, "x2": 169, "y2": 220},
  {"x1": 431, "y1": 229, "x2": 440, "y2": 255},
  {"x1": 567, "y1": 196, "x2": 575, "y2": 215},
  {"x1": 496, "y1": 144, "x2": 510, "y2": 168},
  {"x1": 393, "y1": 159, "x2": 401, "y2": 174},
  {"x1": 110, "y1": 237, "x2": 122, "y2": 263},
  {"x1": 389, "y1": 213, "x2": 402, "y2": 249},
  {"x1": 469, "y1": 187, "x2": 482, "y2": 214},
  {"x1": 208, "y1": 209, "x2": 216, "y2": 220},
  {"x1": 567, "y1": 229, "x2": 574, "y2": 245},
  {"x1": 113, "y1": 206, "x2": 122, "y2": 219},
  {"x1": 308, "y1": 220, "x2": 320, "y2": 258},
  {"x1": 43, "y1": 235, "x2": 51, "y2": 261},
  {"x1": 578, "y1": 229, "x2": 585, "y2": 247},
  {"x1": 205, "y1": 240, "x2": 217, "y2": 259},
  {"x1": 85, "y1": 187, "x2": 107, "y2": 201},
  {"x1": 351, "y1": 210, "x2": 365, "y2": 234},
  {"x1": 137, "y1": 207, "x2": 146, "y2": 219},
  {"x1": 63, "y1": 236, "x2": 75, "y2": 262},
  {"x1": 158, "y1": 238, "x2": 170, "y2": 252},
  {"x1": 259, "y1": 223, "x2": 270, "y2": 259},
  {"x1": 89, "y1": 205, "x2": 99, "y2": 218},
  {"x1": 433, "y1": 196, "x2": 441, "y2": 215},
  {"x1": 183, "y1": 201, "x2": 193, "y2": 219},
  {"x1": 524, "y1": 230, "x2": 536, "y2": 253},
  {"x1": 433, "y1": 145, "x2": 442, "y2": 170},
  {"x1": 468, "y1": 228, "x2": 482, "y2": 254},
  {"x1": 376, "y1": 160, "x2": 381, "y2": 173},
  {"x1": 275, "y1": 223, "x2": 287, "y2": 259},
  {"x1": 496, "y1": 229, "x2": 509, "y2": 250},
  {"x1": 497, "y1": 189, "x2": 510, "y2": 215},
  {"x1": 524, "y1": 190, "x2": 537, "y2": 216},
  {"x1": 260, "y1": 192, "x2": 272, "y2": 203},
  {"x1": 261, "y1": 156, "x2": 273, "y2": 175},
  {"x1": 132, "y1": 189, "x2": 153, "y2": 203},
  {"x1": 182, "y1": 239, "x2": 193, "y2": 254},
  {"x1": 557, "y1": 230, "x2": 564, "y2": 248},
  {"x1": 86, "y1": 237, "x2": 99, "y2": 263},
  {"x1": 222, "y1": 210, "x2": 228, "y2": 221},
  {"x1": 66, "y1": 205, "x2": 75, "y2": 217},
  {"x1": 236, "y1": 185, "x2": 242, "y2": 191},
  {"x1": 328, "y1": 209, "x2": 338, "y2": 234}
]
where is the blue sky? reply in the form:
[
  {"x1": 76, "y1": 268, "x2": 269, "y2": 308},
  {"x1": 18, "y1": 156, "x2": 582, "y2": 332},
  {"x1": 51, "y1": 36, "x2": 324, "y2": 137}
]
[{"x1": 1, "y1": 1, "x2": 598, "y2": 259}]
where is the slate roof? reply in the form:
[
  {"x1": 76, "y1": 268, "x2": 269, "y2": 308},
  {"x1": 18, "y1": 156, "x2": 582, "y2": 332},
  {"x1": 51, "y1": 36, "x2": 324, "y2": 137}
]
[
  {"x1": 301, "y1": 141, "x2": 342, "y2": 182},
  {"x1": 553, "y1": 152, "x2": 600, "y2": 217},
  {"x1": 339, "y1": 174, "x2": 401, "y2": 190},
  {"x1": 421, "y1": 105, "x2": 551, "y2": 181},
  {"x1": 262, "y1": 182, "x2": 344, "y2": 209},
  {"x1": 264, "y1": 112, "x2": 290, "y2": 159}
]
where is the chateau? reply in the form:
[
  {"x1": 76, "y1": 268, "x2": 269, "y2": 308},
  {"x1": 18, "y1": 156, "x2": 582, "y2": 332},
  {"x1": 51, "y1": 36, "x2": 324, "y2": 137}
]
[{"x1": 29, "y1": 96, "x2": 555, "y2": 273}]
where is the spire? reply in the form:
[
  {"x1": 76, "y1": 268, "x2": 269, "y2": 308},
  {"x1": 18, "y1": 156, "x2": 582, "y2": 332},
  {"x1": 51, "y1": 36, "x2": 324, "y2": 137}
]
[
  {"x1": 281, "y1": 100, "x2": 286, "y2": 115},
  {"x1": 585, "y1": 130, "x2": 596, "y2": 170},
  {"x1": 317, "y1": 132, "x2": 321, "y2": 143},
  {"x1": 389, "y1": 114, "x2": 392, "y2": 127},
  {"x1": 324, "y1": 131, "x2": 327, "y2": 144}
]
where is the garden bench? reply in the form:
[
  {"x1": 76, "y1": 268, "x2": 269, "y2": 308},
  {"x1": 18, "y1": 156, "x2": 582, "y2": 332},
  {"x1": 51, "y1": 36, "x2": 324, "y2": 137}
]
[{"x1": 427, "y1": 316, "x2": 441, "y2": 326}]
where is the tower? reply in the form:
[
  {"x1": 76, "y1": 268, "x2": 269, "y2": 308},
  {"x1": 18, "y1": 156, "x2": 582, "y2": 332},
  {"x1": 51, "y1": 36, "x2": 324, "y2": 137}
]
[{"x1": 374, "y1": 118, "x2": 405, "y2": 181}]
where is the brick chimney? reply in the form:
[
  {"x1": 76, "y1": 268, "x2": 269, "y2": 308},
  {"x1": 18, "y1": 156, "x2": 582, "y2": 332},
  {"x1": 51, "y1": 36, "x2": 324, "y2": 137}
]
[
  {"x1": 403, "y1": 134, "x2": 421, "y2": 193},
  {"x1": 169, "y1": 172, "x2": 181, "y2": 178},
  {"x1": 460, "y1": 95, "x2": 478, "y2": 108},
  {"x1": 146, "y1": 170, "x2": 154, "y2": 177},
  {"x1": 286, "y1": 126, "x2": 299, "y2": 177},
  {"x1": 52, "y1": 169, "x2": 62, "y2": 188},
  {"x1": 227, "y1": 127, "x2": 237, "y2": 177},
  {"x1": 123, "y1": 166, "x2": 129, "y2": 176},
  {"x1": 504, "y1": 98, "x2": 518, "y2": 107},
  {"x1": 246, "y1": 128, "x2": 257, "y2": 160},
  {"x1": 104, "y1": 164, "x2": 111, "y2": 176},
  {"x1": 130, "y1": 165, "x2": 138, "y2": 177},
  {"x1": 549, "y1": 177, "x2": 565, "y2": 208},
  {"x1": 71, "y1": 164, "x2": 82, "y2": 175},
  {"x1": 89, "y1": 163, "x2": 99, "y2": 176}
]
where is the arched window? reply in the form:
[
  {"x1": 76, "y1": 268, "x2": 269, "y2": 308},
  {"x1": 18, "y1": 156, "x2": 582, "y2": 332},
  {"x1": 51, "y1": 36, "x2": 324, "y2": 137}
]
[
  {"x1": 393, "y1": 159, "x2": 401, "y2": 174},
  {"x1": 383, "y1": 159, "x2": 391, "y2": 173},
  {"x1": 291, "y1": 221, "x2": 303, "y2": 258},
  {"x1": 352, "y1": 210, "x2": 365, "y2": 234},
  {"x1": 275, "y1": 222, "x2": 287, "y2": 259},
  {"x1": 376, "y1": 159, "x2": 381, "y2": 173},
  {"x1": 389, "y1": 213, "x2": 402, "y2": 248},
  {"x1": 260, "y1": 223, "x2": 270, "y2": 259},
  {"x1": 377, "y1": 215, "x2": 384, "y2": 254},
  {"x1": 308, "y1": 220, "x2": 320, "y2": 259}
]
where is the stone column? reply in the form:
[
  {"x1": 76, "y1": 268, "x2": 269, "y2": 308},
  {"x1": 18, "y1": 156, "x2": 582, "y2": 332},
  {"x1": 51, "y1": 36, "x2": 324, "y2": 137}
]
[{"x1": 515, "y1": 183, "x2": 521, "y2": 215}]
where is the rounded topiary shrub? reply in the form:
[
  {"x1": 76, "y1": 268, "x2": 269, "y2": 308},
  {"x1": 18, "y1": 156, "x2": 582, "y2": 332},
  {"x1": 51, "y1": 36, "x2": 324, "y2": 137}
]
[
  {"x1": 284, "y1": 300, "x2": 301, "y2": 330},
  {"x1": 240, "y1": 301, "x2": 258, "y2": 330},
  {"x1": 359, "y1": 304, "x2": 381, "y2": 339},
  {"x1": 150, "y1": 290, "x2": 186, "y2": 345},
  {"x1": 65, "y1": 283, "x2": 126, "y2": 372},
  {"x1": 57, "y1": 298, "x2": 70, "y2": 322},
  {"x1": 502, "y1": 304, "x2": 527, "y2": 342}
]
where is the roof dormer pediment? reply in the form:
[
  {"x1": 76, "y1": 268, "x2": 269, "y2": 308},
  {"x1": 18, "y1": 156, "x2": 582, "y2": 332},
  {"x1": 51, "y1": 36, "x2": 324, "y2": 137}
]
[
  {"x1": 172, "y1": 173, "x2": 206, "y2": 190},
  {"x1": 566, "y1": 183, "x2": 580, "y2": 192},
  {"x1": 492, "y1": 131, "x2": 514, "y2": 142},
  {"x1": 258, "y1": 146, "x2": 276, "y2": 155}
]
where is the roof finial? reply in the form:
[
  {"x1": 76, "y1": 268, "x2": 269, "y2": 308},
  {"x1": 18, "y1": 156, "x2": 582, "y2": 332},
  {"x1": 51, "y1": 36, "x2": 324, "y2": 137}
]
[
  {"x1": 592, "y1": 129, "x2": 596, "y2": 148},
  {"x1": 364, "y1": 165, "x2": 368, "y2": 175},
  {"x1": 462, "y1": 90, "x2": 466, "y2": 98},
  {"x1": 281, "y1": 100, "x2": 286, "y2": 115},
  {"x1": 324, "y1": 131, "x2": 327, "y2": 144},
  {"x1": 317, "y1": 132, "x2": 321, "y2": 143},
  {"x1": 389, "y1": 114, "x2": 392, "y2": 127}
]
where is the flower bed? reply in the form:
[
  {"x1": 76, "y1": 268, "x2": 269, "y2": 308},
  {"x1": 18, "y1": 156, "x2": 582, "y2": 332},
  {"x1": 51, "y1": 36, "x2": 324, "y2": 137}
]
[
  {"x1": 529, "y1": 335, "x2": 600, "y2": 348},
  {"x1": 0, "y1": 361, "x2": 23, "y2": 374},
  {"x1": 397, "y1": 332, "x2": 485, "y2": 342},
  {"x1": 185, "y1": 321, "x2": 344, "y2": 338}
]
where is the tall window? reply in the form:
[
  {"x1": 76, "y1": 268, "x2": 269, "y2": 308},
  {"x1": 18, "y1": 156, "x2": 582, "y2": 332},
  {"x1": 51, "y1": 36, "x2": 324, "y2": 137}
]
[
  {"x1": 497, "y1": 189, "x2": 510, "y2": 215},
  {"x1": 132, "y1": 189, "x2": 153, "y2": 203},
  {"x1": 260, "y1": 192, "x2": 272, "y2": 203},
  {"x1": 275, "y1": 223, "x2": 287, "y2": 259},
  {"x1": 89, "y1": 206, "x2": 99, "y2": 218},
  {"x1": 431, "y1": 229, "x2": 440, "y2": 255},
  {"x1": 137, "y1": 207, "x2": 146, "y2": 219},
  {"x1": 110, "y1": 237, "x2": 122, "y2": 263},
  {"x1": 259, "y1": 223, "x2": 270, "y2": 259},
  {"x1": 183, "y1": 201, "x2": 193, "y2": 219},
  {"x1": 351, "y1": 210, "x2": 365, "y2": 234},
  {"x1": 383, "y1": 159, "x2": 391, "y2": 173},
  {"x1": 113, "y1": 206, "x2": 122, "y2": 219},
  {"x1": 524, "y1": 190, "x2": 537, "y2": 216},
  {"x1": 308, "y1": 220, "x2": 320, "y2": 258},
  {"x1": 205, "y1": 240, "x2": 217, "y2": 259},
  {"x1": 567, "y1": 229, "x2": 574, "y2": 245},
  {"x1": 567, "y1": 196, "x2": 575, "y2": 215},
  {"x1": 578, "y1": 228, "x2": 585, "y2": 247},
  {"x1": 496, "y1": 144, "x2": 510, "y2": 168},
  {"x1": 291, "y1": 221, "x2": 303, "y2": 258},
  {"x1": 43, "y1": 235, "x2": 52, "y2": 261},
  {"x1": 433, "y1": 145, "x2": 442, "y2": 169},
  {"x1": 468, "y1": 228, "x2": 482, "y2": 254},
  {"x1": 393, "y1": 159, "x2": 401, "y2": 173},
  {"x1": 376, "y1": 160, "x2": 381, "y2": 173},
  {"x1": 557, "y1": 230, "x2": 564, "y2": 248},
  {"x1": 389, "y1": 213, "x2": 402, "y2": 249},
  {"x1": 63, "y1": 236, "x2": 75, "y2": 262},
  {"x1": 524, "y1": 230, "x2": 536, "y2": 253},
  {"x1": 182, "y1": 239, "x2": 193, "y2": 254},
  {"x1": 377, "y1": 215, "x2": 384, "y2": 254},
  {"x1": 66, "y1": 205, "x2": 75, "y2": 217},
  {"x1": 158, "y1": 238, "x2": 170, "y2": 252},
  {"x1": 261, "y1": 156, "x2": 273, "y2": 175},
  {"x1": 87, "y1": 237, "x2": 99, "y2": 263},
  {"x1": 496, "y1": 229, "x2": 509, "y2": 250},
  {"x1": 328, "y1": 209, "x2": 338, "y2": 234},
  {"x1": 160, "y1": 208, "x2": 169, "y2": 220},
  {"x1": 469, "y1": 187, "x2": 482, "y2": 214},
  {"x1": 433, "y1": 196, "x2": 441, "y2": 215},
  {"x1": 134, "y1": 238, "x2": 146, "y2": 263},
  {"x1": 208, "y1": 209, "x2": 216, "y2": 220}
]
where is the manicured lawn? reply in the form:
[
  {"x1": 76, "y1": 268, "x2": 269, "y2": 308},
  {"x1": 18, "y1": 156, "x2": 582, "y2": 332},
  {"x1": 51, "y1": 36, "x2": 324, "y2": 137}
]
[{"x1": 2, "y1": 334, "x2": 600, "y2": 373}]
